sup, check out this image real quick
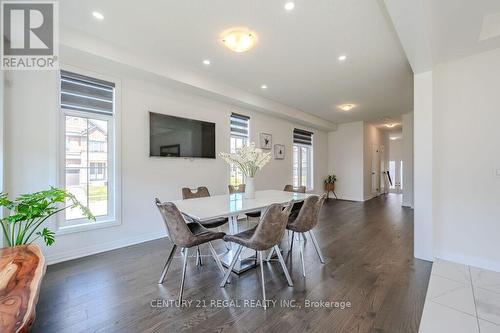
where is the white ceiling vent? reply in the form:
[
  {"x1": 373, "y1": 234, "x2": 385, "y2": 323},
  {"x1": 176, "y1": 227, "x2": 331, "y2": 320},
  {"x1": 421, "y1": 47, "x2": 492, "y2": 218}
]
[{"x1": 480, "y1": 12, "x2": 500, "y2": 41}]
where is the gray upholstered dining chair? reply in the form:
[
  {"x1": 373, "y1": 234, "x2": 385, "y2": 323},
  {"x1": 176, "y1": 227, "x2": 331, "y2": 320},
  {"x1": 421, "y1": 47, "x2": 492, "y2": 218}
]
[
  {"x1": 283, "y1": 184, "x2": 307, "y2": 240},
  {"x1": 182, "y1": 186, "x2": 230, "y2": 264},
  {"x1": 267, "y1": 194, "x2": 327, "y2": 277},
  {"x1": 228, "y1": 184, "x2": 261, "y2": 226},
  {"x1": 220, "y1": 203, "x2": 294, "y2": 309},
  {"x1": 284, "y1": 184, "x2": 307, "y2": 193},
  {"x1": 155, "y1": 198, "x2": 227, "y2": 302}
]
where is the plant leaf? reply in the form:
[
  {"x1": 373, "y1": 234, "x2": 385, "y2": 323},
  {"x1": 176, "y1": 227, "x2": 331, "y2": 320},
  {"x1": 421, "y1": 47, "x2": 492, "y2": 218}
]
[{"x1": 36, "y1": 227, "x2": 55, "y2": 246}]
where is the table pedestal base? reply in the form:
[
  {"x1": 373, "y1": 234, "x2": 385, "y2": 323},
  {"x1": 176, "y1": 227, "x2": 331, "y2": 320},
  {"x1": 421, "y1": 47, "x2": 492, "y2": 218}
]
[{"x1": 220, "y1": 247, "x2": 258, "y2": 274}]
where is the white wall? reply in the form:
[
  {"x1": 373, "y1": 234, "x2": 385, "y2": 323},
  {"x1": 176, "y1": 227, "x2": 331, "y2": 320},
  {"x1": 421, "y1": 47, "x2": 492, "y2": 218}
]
[
  {"x1": 4, "y1": 48, "x2": 328, "y2": 263},
  {"x1": 402, "y1": 112, "x2": 414, "y2": 207},
  {"x1": 0, "y1": 70, "x2": 4, "y2": 248},
  {"x1": 432, "y1": 48, "x2": 500, "y2": 271},
  {"x1": 389, "y1": 139, "x2": 402, "y2": 162},
  {"x1": 363, "y1": 123, "x2": 384, "y2": 200},
  {"x1": 327, "y1": 122, "x2": 364, "y2": 201},
  {"x1": 414, "y1": 71, "x2": 434, "y2": 262}
]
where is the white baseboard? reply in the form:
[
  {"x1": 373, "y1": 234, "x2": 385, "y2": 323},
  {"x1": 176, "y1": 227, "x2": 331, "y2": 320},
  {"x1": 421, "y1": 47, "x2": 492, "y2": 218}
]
[
  {"x1": 45, "y1": 231, "x2": 166, "y2": 265},
  {"x1": 334, "y1": 196, "x2": 364, "y2": 202},
  {"x1": 434, "y1": 252, "x2": 500, "y2": 273}
]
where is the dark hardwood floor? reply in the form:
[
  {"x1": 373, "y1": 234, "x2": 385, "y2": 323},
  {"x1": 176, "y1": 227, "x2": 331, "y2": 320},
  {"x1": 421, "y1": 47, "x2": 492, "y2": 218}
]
[{"x1": 32, "y1": 194, "x2": 431, "y2": 333}]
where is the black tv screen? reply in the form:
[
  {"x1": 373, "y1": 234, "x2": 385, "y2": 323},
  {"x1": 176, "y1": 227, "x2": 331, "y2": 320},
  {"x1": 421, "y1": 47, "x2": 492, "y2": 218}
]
[{"x1": 149, "y1": 112, "x2": 216, "y2": 158}]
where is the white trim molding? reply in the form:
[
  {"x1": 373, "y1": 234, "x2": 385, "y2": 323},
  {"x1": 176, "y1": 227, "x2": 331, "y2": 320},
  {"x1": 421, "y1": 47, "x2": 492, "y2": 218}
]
[{"x1": 46, "y1": 231, "x2": 166, "y2": 265}]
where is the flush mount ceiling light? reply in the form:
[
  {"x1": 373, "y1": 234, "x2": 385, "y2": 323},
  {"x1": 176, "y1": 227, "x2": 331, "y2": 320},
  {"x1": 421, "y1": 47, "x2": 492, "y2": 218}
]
[
  {"x1": 221, "y1": 28, "x2": 257, "y2": 53},
  {"x1": 385, "y1": 123, "x2": 399, "y2": 128},
  {"x1": 261, "y1": 84, "x2": 268, "y2": 89},
  {"x1": 284, "y1": 2, "x2": 295, "y2": 11},
  {"x1": 202, "y1": 59, "x2": 211, "y2": 65},
  {"x1": 338, "y1": 55, "x2": 347, "y2": 61},
  {"x1": 338, "y1": 104, "x2": 356, "y2": 111},
  {"x1": 92, "y1": 11, "x2": 104, "y2": 20}
]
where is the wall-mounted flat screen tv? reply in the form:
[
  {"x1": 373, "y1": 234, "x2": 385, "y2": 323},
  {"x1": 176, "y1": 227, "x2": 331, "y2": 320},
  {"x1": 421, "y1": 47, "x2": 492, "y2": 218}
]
[{"x1": 149, "y1": 112, "x2": 216, "y2": 158}]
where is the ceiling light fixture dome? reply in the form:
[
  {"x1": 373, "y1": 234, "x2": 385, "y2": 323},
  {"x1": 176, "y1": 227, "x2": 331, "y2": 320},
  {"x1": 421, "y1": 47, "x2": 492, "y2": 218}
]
[
  {"x1": 339, "y1": 104, "x2": 356, "y2": 111},
  {"x1": 92, "y1": 11, "x2": 104, "y2": 20},
  {"x1": 221, "y1": 28, "x2": 257, "y2": 53},
  {"x1": 284, "y1": 2, "x2": 295, "y2": 11}
]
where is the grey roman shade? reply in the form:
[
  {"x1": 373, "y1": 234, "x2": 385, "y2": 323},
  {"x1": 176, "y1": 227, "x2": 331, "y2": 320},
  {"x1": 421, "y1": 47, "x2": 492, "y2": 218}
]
[
  {"x1": 60, "y1": 70, "x2": 115, "y2": 115},
  {"x1": 293, "y1": 128, "x2": 313, "y2": 146},
  {"x1": 230, "y1": 113, "x2": 249, "y2": 138}
]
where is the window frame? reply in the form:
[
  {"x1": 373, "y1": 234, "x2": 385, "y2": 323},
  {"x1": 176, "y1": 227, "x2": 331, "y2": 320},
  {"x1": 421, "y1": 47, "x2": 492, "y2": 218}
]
[
  {"x1": 292, "y1": 137, "x2": 314, "y2": 191},
  {"x1": 57, "y1": 65, "x2": 121, "y2": 234},
  {"x1": 229, "y1": 113, "x2": 250, "y2": 186}
]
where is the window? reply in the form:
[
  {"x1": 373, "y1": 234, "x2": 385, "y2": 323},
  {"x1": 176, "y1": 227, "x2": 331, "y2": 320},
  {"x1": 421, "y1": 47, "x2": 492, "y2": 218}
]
[
  {"x1": 89, "y1": 162, "x2": 106, "y2": 181},
  {"x1": 60, "y1": 70, "x2": 117, "y2": 227},
  {"x1": 229, "y1": 113, "x2": 249, "y2": 186},
  {"x1": 293, "y1": 128, "x2": 313, "y2": 190}
]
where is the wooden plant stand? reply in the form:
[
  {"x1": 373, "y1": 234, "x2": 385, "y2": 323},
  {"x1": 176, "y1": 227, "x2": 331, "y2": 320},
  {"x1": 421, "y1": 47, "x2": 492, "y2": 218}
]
[{"x1": 325, "y1": 183, "x2": 338, "y2": 199}]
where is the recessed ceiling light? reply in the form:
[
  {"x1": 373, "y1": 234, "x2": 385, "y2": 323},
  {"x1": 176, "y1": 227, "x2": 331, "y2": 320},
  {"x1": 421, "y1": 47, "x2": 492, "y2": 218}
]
[
  {"x1": 92, "y1": 11, "x2": 104, "y2": 20},
  {"x1": 221, "y1": 28, "x2": 257, "y2": 53},
  {"x1": 338, "y1": 55, "x2": 347, "y2": 61},
  {"x1": 202, "y1": 59, "x2": 211, "y2": 65},
  {"x1": 261, "y1": 84, "x2": 268, "y2": 89},
  {"x1": 284, "y1": 2, "x2": 295, "y2": 11},
  {"x1": 338, "y1": 104, "x2": 355, "y2": 111},
  {"x1": 390, "y1": 137, "x2": 398, "y2": 140}
]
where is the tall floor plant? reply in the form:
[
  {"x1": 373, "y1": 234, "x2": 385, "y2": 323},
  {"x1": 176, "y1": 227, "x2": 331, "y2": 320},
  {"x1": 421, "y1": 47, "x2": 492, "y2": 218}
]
[{"x1": 0, "y1": 187, "x2": 94, "y2": 247}]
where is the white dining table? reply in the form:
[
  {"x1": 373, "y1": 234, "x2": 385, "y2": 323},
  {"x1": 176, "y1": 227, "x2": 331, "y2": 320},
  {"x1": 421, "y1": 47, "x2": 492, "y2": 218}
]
[{"x1": 172, "y1": 189, "x2": 314, "y2": 273}]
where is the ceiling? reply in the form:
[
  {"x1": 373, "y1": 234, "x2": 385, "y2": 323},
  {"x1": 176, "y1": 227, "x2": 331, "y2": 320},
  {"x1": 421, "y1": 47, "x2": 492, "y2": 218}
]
[
  {"x1": 59, "y1": 0, "x2": 413, "y2": 124},
  {"x1": 384, "y1": 0, "x2": 500, "y2": 73}
]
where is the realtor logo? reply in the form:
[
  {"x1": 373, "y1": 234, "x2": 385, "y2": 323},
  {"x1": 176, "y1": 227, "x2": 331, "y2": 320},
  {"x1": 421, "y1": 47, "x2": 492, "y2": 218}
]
[{"x1": 1, "y1": 1, "x2": 59, "y2": 70}]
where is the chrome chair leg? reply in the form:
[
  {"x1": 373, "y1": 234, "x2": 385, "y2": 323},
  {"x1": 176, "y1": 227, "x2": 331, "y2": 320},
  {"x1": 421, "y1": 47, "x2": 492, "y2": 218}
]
[
  {"x1": 266, "y1": 247, "x2": 275, "y2": 261},
  {"x1": 208, "y1": 242, "x2": 226, "y2": 276},
  {"x1": 158, "y1": 244, "x2": 177, "y2": 284},
  {"x1": 274, "y1": 245, "x2": 293, "y2": 286},
  {"x1": 196, "y1": 246, "x2": 202, "y2": 266},
  {"x1": 298, "y1": 234, "x2": 306, "y2": 277},
  {"x1": 179, "y1": 248, "x2": 189, "y2": 302},
  {"x1": 259, "y1": 251, "x2": 267, "y2": 309},
  {"x1": 308, "y1": 231, "x2": 325, "y2": 264},
  {"x1": 220, "y1": 245, "x2": 243, "y2": 287}
]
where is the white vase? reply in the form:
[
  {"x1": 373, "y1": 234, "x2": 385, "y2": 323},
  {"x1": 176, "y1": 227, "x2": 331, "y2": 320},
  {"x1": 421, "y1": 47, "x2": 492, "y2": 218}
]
[{"x1": 245, "y1": 177, "x2": 255, "y2": 199}]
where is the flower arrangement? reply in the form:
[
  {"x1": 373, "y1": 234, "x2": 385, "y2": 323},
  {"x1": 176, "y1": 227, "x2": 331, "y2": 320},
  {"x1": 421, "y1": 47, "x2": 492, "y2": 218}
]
[
  {"x1": 219, "y1": 142, "x2": 272, "y2": 177},
  {"x1": 0, "y1": 187, "x2": 94, "y2": 247},
  {"x1": 324, "y1": 173, "x2": 337, "y2": 184}
]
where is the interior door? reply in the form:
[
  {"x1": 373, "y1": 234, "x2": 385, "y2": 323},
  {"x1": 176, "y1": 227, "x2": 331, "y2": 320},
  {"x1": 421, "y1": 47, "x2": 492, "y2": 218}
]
[
  {"x1": 371, "y1": 144, "x2": 380, "y2": 194},
  {"x1": 389, "y1": 160, "x2": 403, "y2": 194}
]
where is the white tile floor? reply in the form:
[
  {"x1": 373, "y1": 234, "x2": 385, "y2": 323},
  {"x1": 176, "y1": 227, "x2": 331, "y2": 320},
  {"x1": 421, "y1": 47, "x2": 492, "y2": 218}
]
[{"x1": 419, "y1": 259, "x2": 500, "y2": 333}]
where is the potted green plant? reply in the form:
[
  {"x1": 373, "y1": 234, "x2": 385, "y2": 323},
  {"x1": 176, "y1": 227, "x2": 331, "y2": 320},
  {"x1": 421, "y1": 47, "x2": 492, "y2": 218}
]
[
  {"x1": 0, "y1": 187, "x2": 94, "y2": 247},
  {"x1": 324, "y1": 173, "x2": 338, "y2": 199}
]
